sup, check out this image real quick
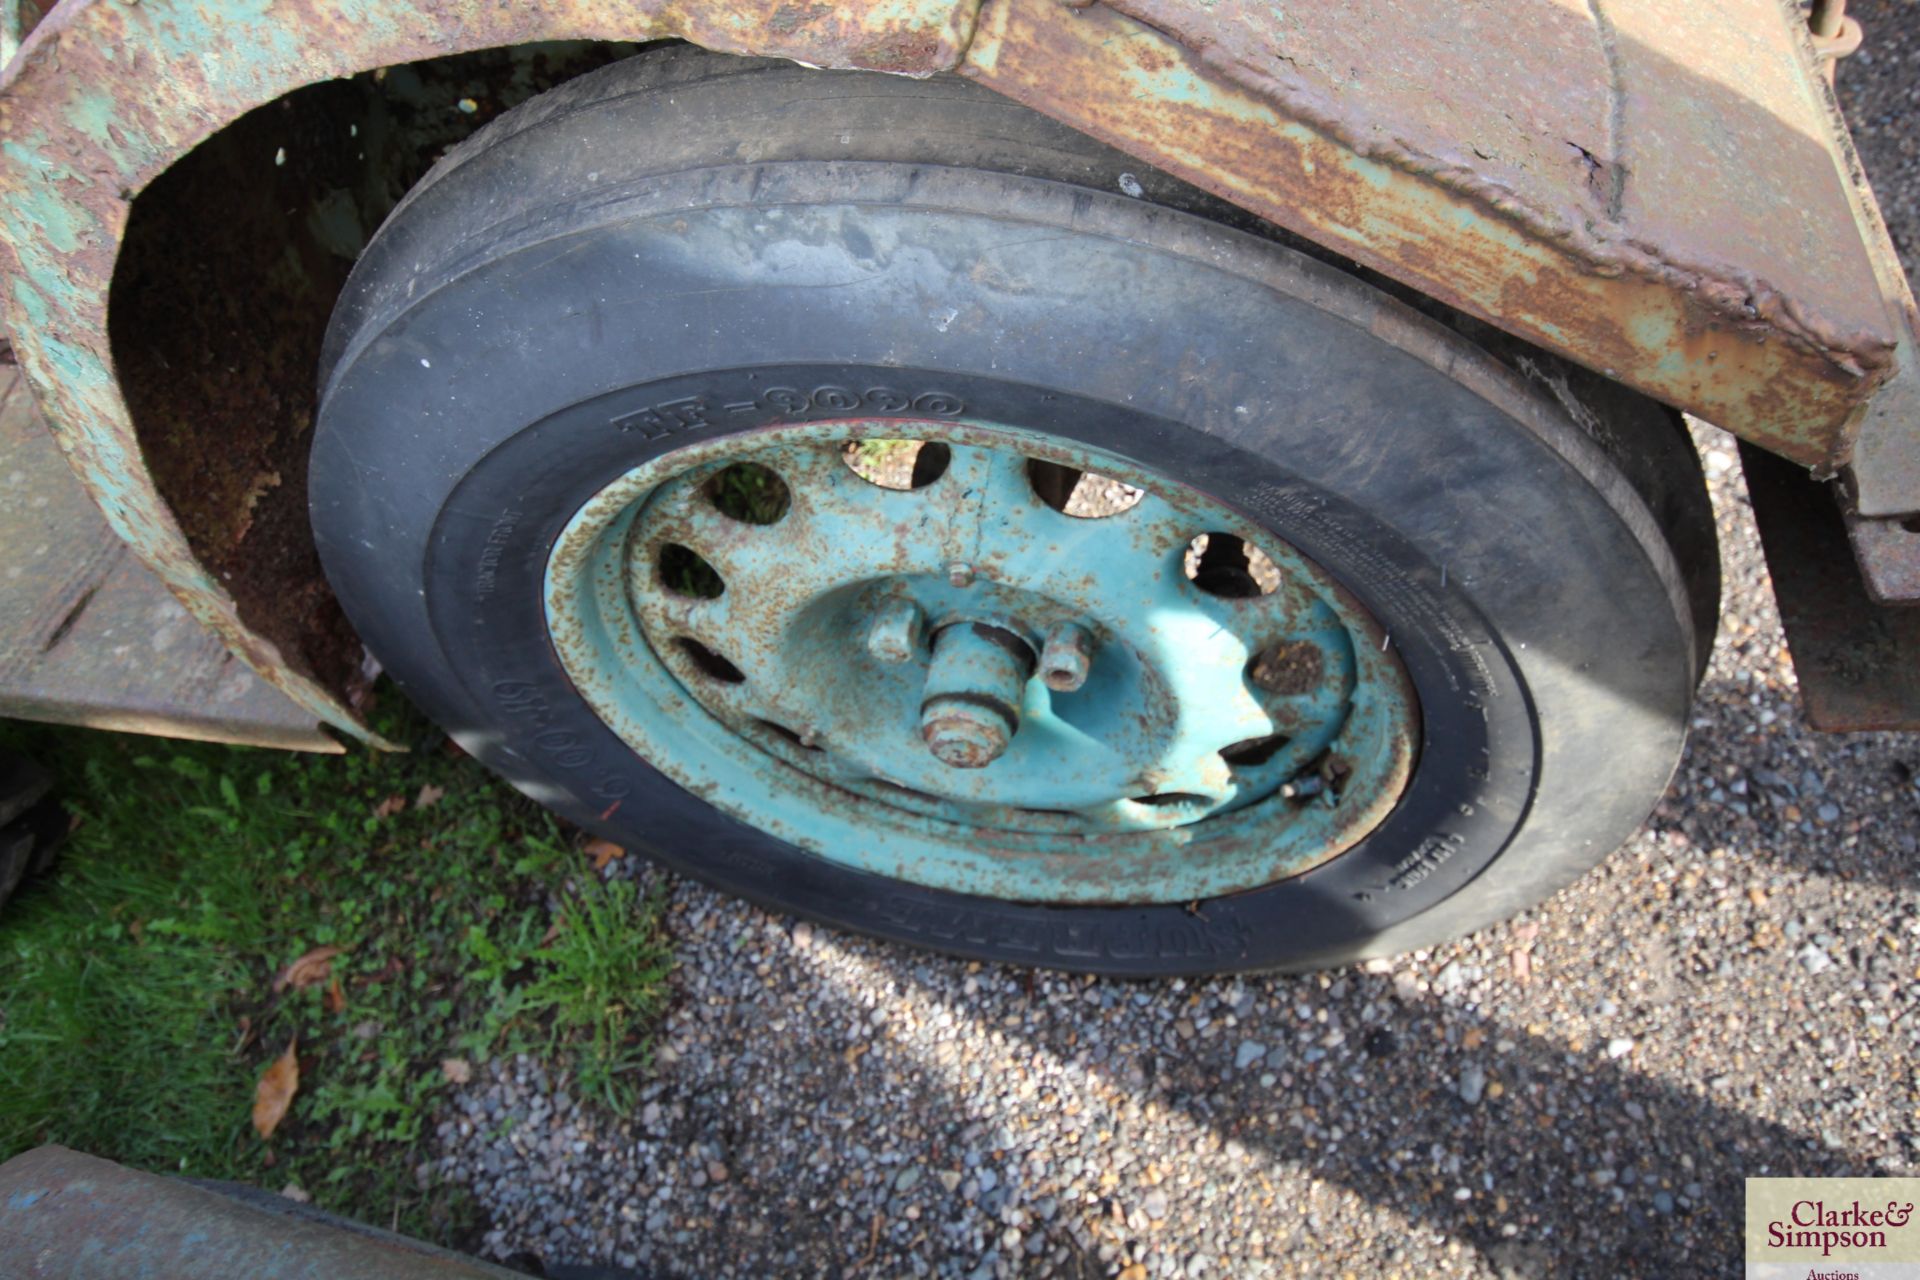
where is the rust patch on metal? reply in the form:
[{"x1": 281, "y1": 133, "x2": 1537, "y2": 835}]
[
  {"x1": 1103, "y1": 0, "x2": 1895, "y2": 378},
  {"x1": 1247, "y1": 640, "x2": 1323, "y2": 698},
  {"x1": 1843, "y1": 508, "x2": 1920, "y2": 604},
  {"x1": 962, "y1": 0, "x2": 1907, "y2": 470},
  {"x1": 1742, "y1": 442, "x2": 1920, "y2": 731}
]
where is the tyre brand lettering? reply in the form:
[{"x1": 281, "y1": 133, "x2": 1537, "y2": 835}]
[
  {"x1": 879, "y1": 897, "x2": 1248, "y2": 960},
  {"x1": 491, "y1": 681, "x2": 632, "y2": 804},
  {"x1": 909, "y1": 392, "x2": 965, "y2": 416},
  {"x1": 475, "y1": 510, "x2": 523, "y2": 598},
  {"x1": 810, "y1": 385, "x2": 862, "y2": 412},
  {"x1": 611, "y1": 397, "x2": 714, "y2": 440},
  {"x1": 531, "y1": 728, "x2": 594, "y2": 769},
  {"x1": 1386, "y1": 831, "x2": 1466, "y2": 891},
  {"x1": 492, "y1": 679, "x2": 549, "y2": 718},
  {"x1": 613, "y1": 386, "x2": 965, "y2": 435}
]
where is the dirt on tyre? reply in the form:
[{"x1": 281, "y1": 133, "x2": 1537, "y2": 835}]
[{"x1": 312, "y1": 48, "x2": 1715, "y2": 975}]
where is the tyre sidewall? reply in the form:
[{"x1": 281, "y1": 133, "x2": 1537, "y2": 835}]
[{"x1": 315, "y1": 176, "x2": 1691, "y2": 972}]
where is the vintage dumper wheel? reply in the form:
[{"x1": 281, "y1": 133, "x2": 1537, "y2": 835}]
[{"x1": 311, "y1": 49, "x2": 1714, "y2": 974}]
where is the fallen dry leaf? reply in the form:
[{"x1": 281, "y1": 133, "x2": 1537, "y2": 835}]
[
  {"x1": 372, "y1": 793, "x2": 407, "y2": 819},
  {"x1": 323, "y1": 977, "x2": 346, "y2": 1014},
  {"x1": 273, "y1": 944, "x2": 342, "y2": 994},
  {"x1": 441, "y1": 1058, "x2": 472, "y2": 1084},
  {"x1": 584, "y1": 837, "x2": 626, "y2": 871},
  {"x1": 414, "y1": 783, "x2": 446, "y2": 809},
  {"x1": 252, "y1": 1038, "x2": 300, "y2": 1139}
]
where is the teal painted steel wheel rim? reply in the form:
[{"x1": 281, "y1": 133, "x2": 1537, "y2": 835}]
[{"x1": 545, "y1": 418, "x2": 1417, "y2": 905}]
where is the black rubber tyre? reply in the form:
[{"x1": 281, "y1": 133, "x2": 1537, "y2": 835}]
[{"x1": 312, "y1": 49, "x2": 1714, "y2": 975}]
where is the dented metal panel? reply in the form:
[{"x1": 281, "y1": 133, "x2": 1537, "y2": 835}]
[{"x1": 0, "y1": 0, "x2": 1915, "y2": 745}]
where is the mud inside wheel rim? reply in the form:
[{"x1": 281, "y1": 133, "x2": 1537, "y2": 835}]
[{"x1": 545, "y1": 418, "x2": 1418, "y2": 904}]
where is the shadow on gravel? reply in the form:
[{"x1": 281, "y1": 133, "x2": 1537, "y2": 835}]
[
  {"x1": 1662, "y1": 672, "x2": 1920, "y2": 894},
  {"x1": 861, "y1": 929, "x2": 1876, "y2": 1280}
]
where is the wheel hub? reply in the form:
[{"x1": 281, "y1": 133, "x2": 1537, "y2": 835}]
[{"x1": 545, "y1": 417, "x2": 1418, "y2": 904}]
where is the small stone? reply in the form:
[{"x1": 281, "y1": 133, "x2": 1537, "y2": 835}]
[
  {"x1": 895, "y1": 1166, "x2": 922, "y2": 1193},
  {"x1": 1653, "y1": 1191, "x2": 1676, "y2": 1215},
  {"x1": 1234, "y1": 1040, "x2": 1268, "y2": 1071},
  {"x1": 1363, "y1": 1028, "x2": 1398, "y2": 1058},
  {"x1": 706, "y1": 1161, "x2": 730, "y2": 1184},
  {"x1": 1142, "y1": 1189, "x2": 1170, "y2": 1220},
  {"x1": 1605, "y1": 1038, "x2": 1635, "y2": 1060},
  {"x1": 1798, "y1": 944, "x2": 1834, "y2": 975},
  {"x1": 938, "y1": 1169, "x2": 962, "y2": 1193},
  {"x1": 1458, "y1": 1063, "x2": 1487, "y2": 1105},
  {"x1": 792, "y1": 922, "x2": 814, "y2": 950}
]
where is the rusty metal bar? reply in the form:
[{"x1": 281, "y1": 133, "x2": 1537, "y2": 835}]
[{"x1": 1743, "y1": 443, "x2": 1920, "y2": 731}]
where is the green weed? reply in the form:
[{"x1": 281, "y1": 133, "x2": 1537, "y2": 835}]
[{"x1": 0, "y1": 699, "x2": 671, "y2": 1246}]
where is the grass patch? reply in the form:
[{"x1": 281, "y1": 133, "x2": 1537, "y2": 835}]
[{"x1": 0, "y1": 700, "x2": 671, "y2": 1245}]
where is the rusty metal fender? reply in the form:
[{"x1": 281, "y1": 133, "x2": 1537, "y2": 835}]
[{"x1": 0, "y1": 0, "x2": 1915, "y2": 745}]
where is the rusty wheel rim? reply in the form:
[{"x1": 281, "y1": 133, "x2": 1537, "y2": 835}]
[{"x1": 545, "y1": 418, "x2": 1417, "y2": 905}]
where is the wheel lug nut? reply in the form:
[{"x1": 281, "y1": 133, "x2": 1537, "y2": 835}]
[
  {"x1": 947, "y1": 561, "x2": 975, "y2": 588},
  {"x1": 1039, "y1": 623, "x2": 1093, "y2": 693},
  {"x1": 866, "y1": 597, "x2": 924, "y2": 664},
  {"x1": 919, "y1": 622, "x2": 1033, "y2": 769}
]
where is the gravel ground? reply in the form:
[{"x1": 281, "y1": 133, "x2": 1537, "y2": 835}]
[
  {"x1": 1844, "y1": 0, "x2": 1920, "y2": 279},
  {"x1": 430, "y1": 23, "x2": 1920, "y2": 1279}
]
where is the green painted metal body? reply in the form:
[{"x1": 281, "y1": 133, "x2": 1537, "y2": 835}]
[
  {"x1": 546, "y1": 420, "x2": 1414, "y2": 903},
  {"x1": 0, "y1": 0, "x2": 1914, "y2": 745}
]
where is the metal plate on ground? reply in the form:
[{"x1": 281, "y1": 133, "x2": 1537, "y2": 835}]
[{"x1": 0, "y1": 369, "x2": 338, "y2": 751}]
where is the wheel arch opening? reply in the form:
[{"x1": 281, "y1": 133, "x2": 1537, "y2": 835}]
[{"x1": 104, "y1": 40, "x2": 650, "y2": 708}]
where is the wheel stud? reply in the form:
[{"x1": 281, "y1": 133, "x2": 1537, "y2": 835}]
[
  {"x1": 866, "y1": 597, "x2": 924, "y2": 664},
  {"x1": 947, "y1": 561, "x2": 976, "y2": 588},
  {"x1": 1039, "y1": 623, "x2": 1093, "y2": 693},
  {"x1": 919, "y1": 623, "x2": 1034, "y2": 768}
]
